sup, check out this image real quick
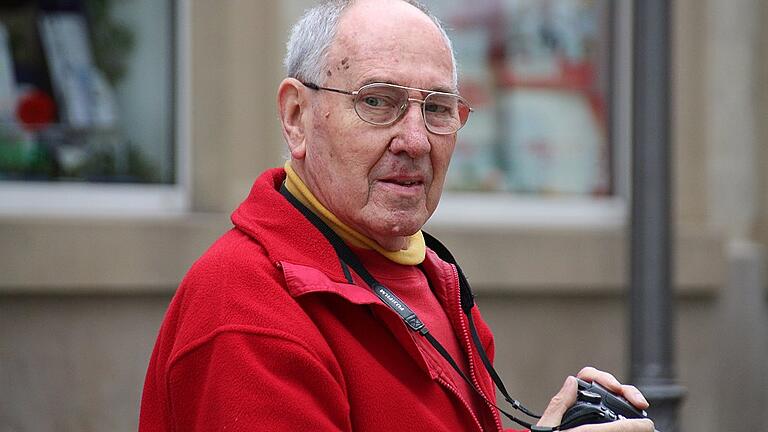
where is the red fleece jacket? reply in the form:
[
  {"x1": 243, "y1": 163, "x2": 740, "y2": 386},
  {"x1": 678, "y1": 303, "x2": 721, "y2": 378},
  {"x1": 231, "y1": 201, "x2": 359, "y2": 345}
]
[{"x1": 139, "y1": 168, "x2": 523, "y2": 432}]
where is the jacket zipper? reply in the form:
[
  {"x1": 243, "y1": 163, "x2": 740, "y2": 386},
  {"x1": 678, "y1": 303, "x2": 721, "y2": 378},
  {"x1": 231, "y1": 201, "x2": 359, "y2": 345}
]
[
  {"x1": 435, "y1": 373, "x2": 485, "y2": 432},
  {"x1": 364, "y1": 272, "x2": 487, "y2": 432},
  {"x1": 450, "y1": 264, "x2": 505, "y2": 432}
]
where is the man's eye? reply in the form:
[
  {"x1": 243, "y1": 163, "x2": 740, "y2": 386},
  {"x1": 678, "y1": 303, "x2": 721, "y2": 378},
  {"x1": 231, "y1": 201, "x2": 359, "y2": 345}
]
[
  {"x1": 425, "y1": 103, "x2": 449, "y2": 114},
  {"x1": 363, "y1": 96, "x2": 385, "y2": 107}
]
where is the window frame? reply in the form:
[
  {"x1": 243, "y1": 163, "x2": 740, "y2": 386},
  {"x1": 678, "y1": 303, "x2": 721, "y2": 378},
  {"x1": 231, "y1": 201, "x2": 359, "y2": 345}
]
[
  {"x1": 430, "y1": 0, "x2": 632, "y2": 229},
  {"x1": 0, "y1": 0, "x2": 190, "y2": 216}
]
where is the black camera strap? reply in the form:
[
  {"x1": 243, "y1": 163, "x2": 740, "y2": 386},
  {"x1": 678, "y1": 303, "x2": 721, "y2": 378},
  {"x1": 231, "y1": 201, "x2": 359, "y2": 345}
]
[
  {"x1": 420, "y1": 230, "x2": 543, "y2": 421},
  {"x1": 279, "y1": 184, "x2": 558, "y2": 430}
]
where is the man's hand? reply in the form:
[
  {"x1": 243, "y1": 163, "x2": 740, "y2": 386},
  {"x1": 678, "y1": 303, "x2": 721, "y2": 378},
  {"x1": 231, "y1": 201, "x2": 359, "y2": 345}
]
[{"x1": 535, "y1": 367, "x2": 655, "y2": 431}]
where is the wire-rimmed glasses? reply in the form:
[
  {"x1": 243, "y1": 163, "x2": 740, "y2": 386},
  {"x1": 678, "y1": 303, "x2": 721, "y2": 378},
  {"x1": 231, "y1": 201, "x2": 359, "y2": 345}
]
[{"x1": 302, "y1": 81, "x2": 473, "y2": 135}]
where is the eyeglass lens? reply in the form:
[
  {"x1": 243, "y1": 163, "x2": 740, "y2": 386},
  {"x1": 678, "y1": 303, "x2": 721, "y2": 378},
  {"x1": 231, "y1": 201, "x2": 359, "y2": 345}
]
[{"x1": 354, "y1": 84, "x2": 470, "y2": 134}]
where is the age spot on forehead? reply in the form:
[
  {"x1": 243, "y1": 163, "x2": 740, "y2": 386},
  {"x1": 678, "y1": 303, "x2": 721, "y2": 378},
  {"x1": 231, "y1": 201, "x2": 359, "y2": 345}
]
[{"x1": 335, "y1": 57, "x2": 351, "y2": 72}]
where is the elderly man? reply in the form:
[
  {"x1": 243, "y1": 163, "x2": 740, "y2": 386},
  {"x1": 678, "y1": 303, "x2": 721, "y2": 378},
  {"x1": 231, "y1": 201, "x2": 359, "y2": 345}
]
[{"x1": 140, "y1": 1, "x2": 654, "y2": 431}]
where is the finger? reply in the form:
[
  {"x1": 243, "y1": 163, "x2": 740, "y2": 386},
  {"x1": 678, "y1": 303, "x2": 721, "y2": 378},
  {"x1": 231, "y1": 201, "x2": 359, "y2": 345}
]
[
  {"x1": 536, "y1": 376, "x2": 578, "y2": 427},
  {"x1": 576, "y1": 366, "x2": 622, "y2": 393},
  {"x1": 575, "y1": 367, "x2": 649, "y2": 410},
  {"x1": 571, "y1": 418, "x2": 655, "y2": 432},
  {"x1": 620, "y1": 384, "x2": 649, "y2": 409}
]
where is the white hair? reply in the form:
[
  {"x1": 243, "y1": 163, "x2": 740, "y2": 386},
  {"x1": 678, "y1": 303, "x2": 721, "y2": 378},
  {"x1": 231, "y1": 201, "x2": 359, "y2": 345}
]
[{"x1": 283, "y1": 0, "x2": 458, "y2": 88}]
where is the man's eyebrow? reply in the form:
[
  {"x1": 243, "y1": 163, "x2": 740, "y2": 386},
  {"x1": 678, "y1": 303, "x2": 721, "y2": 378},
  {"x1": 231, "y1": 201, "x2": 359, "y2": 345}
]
[
  {"x1": 430, "y1": 85, "x2": 458, "y2": 94},
  {"x1": 358, "y1": 78, "x2": 457, "y2": 94}
]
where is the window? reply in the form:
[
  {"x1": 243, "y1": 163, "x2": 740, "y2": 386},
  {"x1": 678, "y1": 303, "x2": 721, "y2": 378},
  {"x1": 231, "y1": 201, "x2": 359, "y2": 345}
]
[
  {"x1": 425, "y1": 0, "x2": 620, "y2": 198},
  {"x1": 0, "y1": 0, "x2": 187, "y2": 214}
]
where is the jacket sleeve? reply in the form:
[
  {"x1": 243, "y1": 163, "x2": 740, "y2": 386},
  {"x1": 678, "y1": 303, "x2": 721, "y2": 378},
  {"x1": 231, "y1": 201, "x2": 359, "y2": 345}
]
[{"x1": 165, "y1": 327, "x2": 352, "y2": 431}]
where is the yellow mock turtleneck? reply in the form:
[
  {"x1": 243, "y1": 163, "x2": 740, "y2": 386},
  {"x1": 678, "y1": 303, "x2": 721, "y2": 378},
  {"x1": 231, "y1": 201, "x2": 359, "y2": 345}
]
[{"x1": 283, "y1": 161, "x2": 426, "y2": 265}]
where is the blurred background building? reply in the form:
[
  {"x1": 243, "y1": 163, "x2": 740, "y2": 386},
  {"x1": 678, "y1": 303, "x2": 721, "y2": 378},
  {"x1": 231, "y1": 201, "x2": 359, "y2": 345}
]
[{"x1": 0, "y1": 0, "x2": 766, "y2": 430}]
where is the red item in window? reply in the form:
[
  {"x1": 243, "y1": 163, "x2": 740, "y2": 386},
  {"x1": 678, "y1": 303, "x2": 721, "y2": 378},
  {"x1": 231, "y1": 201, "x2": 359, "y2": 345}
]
[{"x1": 16, "y1": 89, "x2": 56, "y2": 131}]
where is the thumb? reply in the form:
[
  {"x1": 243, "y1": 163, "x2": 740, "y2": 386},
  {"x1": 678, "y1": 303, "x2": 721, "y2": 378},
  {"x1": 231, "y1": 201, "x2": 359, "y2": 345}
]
[{"x1": 537, "y1": 376, "x2": 579, "y2": 427}]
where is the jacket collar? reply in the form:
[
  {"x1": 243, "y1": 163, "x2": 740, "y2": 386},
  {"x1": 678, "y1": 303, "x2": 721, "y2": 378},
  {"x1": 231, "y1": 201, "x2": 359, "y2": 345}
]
[
  {"x1": 231, "y1": 168, "x2": 352, "y2": 284},
  {"x1": 231, "y1": 168, "x2": 464, "y2": 326}
]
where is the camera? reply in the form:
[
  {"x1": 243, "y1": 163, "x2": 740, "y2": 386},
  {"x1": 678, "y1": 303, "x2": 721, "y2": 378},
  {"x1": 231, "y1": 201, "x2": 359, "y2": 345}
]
[{"x1": 558, "y1": 378, "x2": 655, "y2": 430}]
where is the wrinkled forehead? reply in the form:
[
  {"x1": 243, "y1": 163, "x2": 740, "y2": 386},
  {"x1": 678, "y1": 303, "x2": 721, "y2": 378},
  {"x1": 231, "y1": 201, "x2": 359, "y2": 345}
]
[{"x1": 326, "y1": 0, "x2": 455, "y2": 90}]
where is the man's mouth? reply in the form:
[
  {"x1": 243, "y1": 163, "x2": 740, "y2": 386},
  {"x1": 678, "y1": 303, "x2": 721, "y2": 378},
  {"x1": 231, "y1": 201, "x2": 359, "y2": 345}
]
[
  {"x1": 380, "y1": 178, "x2": 424, "y2": 187},
  {"x1": 391, "y1": 180, "x2": 421, "y2": 186}
]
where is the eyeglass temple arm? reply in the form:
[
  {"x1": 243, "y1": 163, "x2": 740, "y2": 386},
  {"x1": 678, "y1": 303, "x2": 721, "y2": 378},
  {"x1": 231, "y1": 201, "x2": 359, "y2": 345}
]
[{"x1": 301, "y1": 81, "x2": 355, "y2": 96}]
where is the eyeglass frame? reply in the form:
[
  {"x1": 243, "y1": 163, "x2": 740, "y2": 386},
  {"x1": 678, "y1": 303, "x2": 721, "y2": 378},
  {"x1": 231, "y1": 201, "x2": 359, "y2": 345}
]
[{"x1": 300, "y1": 81, "x2": 473, "y2": 135}]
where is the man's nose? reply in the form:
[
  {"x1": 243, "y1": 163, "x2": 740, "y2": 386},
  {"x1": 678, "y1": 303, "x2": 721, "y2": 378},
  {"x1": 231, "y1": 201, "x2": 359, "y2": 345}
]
[{"x1": 389, "y1": 100, "x2": 431, "y2": 158}]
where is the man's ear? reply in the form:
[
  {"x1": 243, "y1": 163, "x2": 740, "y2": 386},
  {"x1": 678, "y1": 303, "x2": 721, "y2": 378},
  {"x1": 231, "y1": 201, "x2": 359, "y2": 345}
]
[{"x1": 277, "y1": 78, "x2": 309, "y2": 159}]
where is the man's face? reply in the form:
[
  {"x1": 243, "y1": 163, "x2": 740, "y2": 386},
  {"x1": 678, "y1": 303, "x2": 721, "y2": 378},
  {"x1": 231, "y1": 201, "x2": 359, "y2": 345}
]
[{"x1": 295, "y1": 0, "x2": 457, "y2": 250}]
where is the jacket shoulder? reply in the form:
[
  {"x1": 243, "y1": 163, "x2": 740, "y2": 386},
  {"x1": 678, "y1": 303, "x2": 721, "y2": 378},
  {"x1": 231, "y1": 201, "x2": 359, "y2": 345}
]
[{"x1": 166, "y1": 228, "x2": 330, "y2": 360}]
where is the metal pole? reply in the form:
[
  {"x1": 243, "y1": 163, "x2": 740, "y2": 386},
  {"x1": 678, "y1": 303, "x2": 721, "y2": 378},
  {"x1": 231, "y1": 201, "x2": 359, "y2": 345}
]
[{"x1": 629, "y1": 0, "x2": 685, "y2": 431}]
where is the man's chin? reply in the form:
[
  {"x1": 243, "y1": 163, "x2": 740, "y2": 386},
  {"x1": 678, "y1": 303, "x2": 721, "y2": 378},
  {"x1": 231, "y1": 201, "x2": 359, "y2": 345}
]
[
  {"x1": 370, "y1": 218, "x2": 425, "y2": 244},
  {"x1": 355, "y1": 205, "x2": 429, "y2": 246}
]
